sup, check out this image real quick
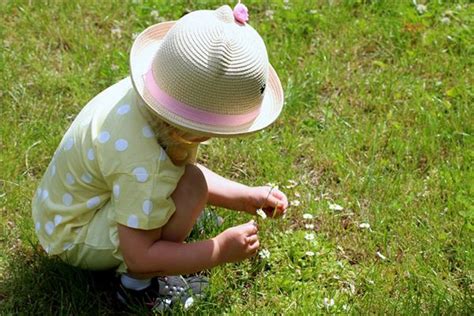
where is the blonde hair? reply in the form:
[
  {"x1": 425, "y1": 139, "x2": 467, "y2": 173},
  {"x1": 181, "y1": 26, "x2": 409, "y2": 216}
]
[
  {"x1": 153, "y1": 119, "x2": 200, "y2": 166},
  {"x1": 136, "y1": 96, "x2": 205, "y2": 166}
]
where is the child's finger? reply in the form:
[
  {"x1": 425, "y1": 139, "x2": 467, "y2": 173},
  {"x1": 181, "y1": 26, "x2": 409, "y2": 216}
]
[
  {"x1": 245, "y1": 234, "x2": 259, "y2": 244},
  {"x1": 248, "y1": 240, "x2": 260, "y2": 252},
  {"x1": 245, "y1": 220, "x2": 258, "y2": 234},
  {"x1": 271, "y1": 190, "x2": 288, "y2": 210}
]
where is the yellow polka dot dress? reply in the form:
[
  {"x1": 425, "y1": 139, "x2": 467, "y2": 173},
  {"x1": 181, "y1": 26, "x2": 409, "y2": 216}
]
[{"x1": 32, "y1": 78, "x2": 185, "y2": 260}]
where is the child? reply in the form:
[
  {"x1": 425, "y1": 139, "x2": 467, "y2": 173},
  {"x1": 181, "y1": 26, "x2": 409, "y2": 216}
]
[{"x1": 32, "y1": 3, "x2": 288, "y2": 311}]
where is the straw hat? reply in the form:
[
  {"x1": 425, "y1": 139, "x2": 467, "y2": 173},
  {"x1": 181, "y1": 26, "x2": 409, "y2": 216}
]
[{"x1": 130, "y1": 5, "x2": 284, "y2": 137}]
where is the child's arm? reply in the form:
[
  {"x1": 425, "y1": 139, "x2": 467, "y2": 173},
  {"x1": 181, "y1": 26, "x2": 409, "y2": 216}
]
[
  {"x1": 118, "y1": 221, "x2": 259, "y2": 277},
  {"x1": 197, "y1": 164, "x2": 288, "y2": 216}
]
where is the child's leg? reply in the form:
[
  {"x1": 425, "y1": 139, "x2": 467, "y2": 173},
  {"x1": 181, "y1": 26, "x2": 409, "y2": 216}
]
[
  {"x1": 119, "y1": 164, "x2": 209, "y2": 302},
  {"x1": 122, "y1": 164, "x2": 207, "y2": 279}
]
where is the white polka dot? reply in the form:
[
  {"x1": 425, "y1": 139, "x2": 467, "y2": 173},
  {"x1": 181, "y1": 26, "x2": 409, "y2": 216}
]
[
  {"x1": 98, "y1": 131, "x2": 110, "y2": 143},
  {"x1": 142, "y1": 200, "x2": 153, "y2": 215},
  {"x1": 159, "y1": 148, "x2": 167, "y2": 161},
  {"x1": 115, "y1": 139, "x2": 128, "y2": 152},
  {"x1": 66, "y1": 172, "x2": 75, "y2": 185},
  {"x1": 87, "y1": 148, "x2": 95, "y2": 160},
  {"x1": 127, "y1": 215, "x2": 139, "y2": 228},
  {"x1": 41, "y1": 190, "x2": 49, "y2": 200},
  {"x1": 87, "y1": 196, "x2": 100, "y2": 209},
  {"x1": 63, "y1": 193, "x2": 73, "y2": 206},
  {"x1": 116, "y1": 104, "x2": 131, "y2": 115},
  {"x1": 133, "y1": 167, "x2": 149, "y2": 182},
  {"x1": 51, "y1": 164, "x2": 56, "y2": 176},
  {"x1": 35, "y1": 222, "x2": 41, "y2": 232},
  {"x1": 142, "y1": 125, "x2": 154, "y2": 138},
  {"x1": 113, "y1": 184, "x2": 120, "y2": 198},
  {"x1": 45, "y1": 221, "x2": 54, "y2": 235},
  {"x1": 64, "y1": 137, "x2": 74, "y2": 151},
  {"x1": 81, "y1": 172, "x2": 93, "y2": 184},
  {"x1": 63, "y1": 243, "x2": 73, "y2": 251},
  {"x1": 54, "y1": 214, "x2": 62, "y2": 226}
]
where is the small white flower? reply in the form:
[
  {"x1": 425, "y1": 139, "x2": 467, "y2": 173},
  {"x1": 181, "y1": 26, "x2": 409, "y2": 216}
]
[
  {"x1": 416, "y1": 4, "x2": 427, "y2": 14},
  {"x1": 285, "y1": 179, "x2": 298, "y2": 189},
  {"x1": 111, "y1": 26, "x2": 122, "y2": 39},
  {"x1": 440, "y1": 17, "x2": 450, "y2": 24},
  {"x1": 303, "y1": 213, "x2": 313, "y2": 220},
  {"x1": 294, "y1": 192, "x2": 301, "y2": 198},
  {"x1": 328, "y1": 203, "x2": 343, "y2": 211},
  {"x1": 264, "y1": 9, "x2": 274, "y2": 20},
  {"x1": 291, "y1": 200, "x2": 301, "y2": 207},
  {"x1": 304, "y1": 233, "x2": 315, "y2": 241},
  {"x1": 259, "y1": 248, "x2": 271, "y2": 259},
  {"x1": 305, "y1": 224, "x2": 314, "y2": 230},
  {"x1": 256, "y1": 208, "x2": 267, "y2": 220},
  {"x1": 150, "y1": 10, "x2": 160, "y2": 19},
  {"x1": 336, "y1": 261, "x2": 344, "y2": 268},
  {"x1": 265, "y1": 182, "x2": 278, "y2": 189},
  {"x1": 305, "y1": 251, "x2": 315, "y2": 256},
  {"x1": 111, "y1": 64, "x2": 119, "y2": 71},
  {"x1": 359, "y1": 222, "x2": 371, "y2": 229},
  {"x1": 323, "y1": 297, "x2": 335, "y2": 308},
  {"x1": 376, "y1": 251, "x2": 387, "y2": 260}
]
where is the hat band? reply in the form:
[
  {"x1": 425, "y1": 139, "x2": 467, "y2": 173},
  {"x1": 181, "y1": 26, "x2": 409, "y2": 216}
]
[{"x1": 145, "y1": 69, "x2": 261, "y2": 127}]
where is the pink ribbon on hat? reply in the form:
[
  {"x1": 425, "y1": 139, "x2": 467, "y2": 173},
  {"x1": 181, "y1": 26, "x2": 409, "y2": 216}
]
[
  {"x1": 144, "y1": 68, "x2": 260, "y2": 127},
  {"x1": 233, "y1": 1, "x2": 249, "y2": 24}
]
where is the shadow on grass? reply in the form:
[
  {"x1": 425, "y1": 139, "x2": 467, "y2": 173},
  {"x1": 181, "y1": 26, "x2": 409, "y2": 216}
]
[
  {"x1": 1, "y1": 214, "x2": 223, "y2": 316},
  {"x1": 0, "y1": 247, "x2": 139, "y2": 315}
]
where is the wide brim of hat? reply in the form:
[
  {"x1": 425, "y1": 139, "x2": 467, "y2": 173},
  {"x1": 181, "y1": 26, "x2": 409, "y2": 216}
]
[{"x1": 130, "y1": 22, "x2": 284, "y2": 137}]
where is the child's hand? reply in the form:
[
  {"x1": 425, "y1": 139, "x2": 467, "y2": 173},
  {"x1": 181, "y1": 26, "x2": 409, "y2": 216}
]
[
  {"x1": 246, "y1": 186, "x2": 289, "y2": 218},
  {"x1": 215, "y1": 221, "x2": 259, "y2": 263}
]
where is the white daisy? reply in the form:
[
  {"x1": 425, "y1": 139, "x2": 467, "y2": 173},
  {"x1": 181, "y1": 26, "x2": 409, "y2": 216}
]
[
  {"x1": 328, "y1": 203, "x2": 343, "y2": 211},
  {"x1": 359, "y1": 223, "x2": 371, "y2": 229},
  {"x1": 304, "y1": 233, "x2": 315, "y2": 241},
  {"x1": 256, "y1": 209, "x2": 267, "y2": 220},
  {"x1": 323, "y1": 297, "x2": 335, "y2": 308},
  {"x1": 303, "y1": 213, "x2": 313, "y2": 220},
  {"x1": 259, "y1": 249, "x2": 270, "y2": 259}
]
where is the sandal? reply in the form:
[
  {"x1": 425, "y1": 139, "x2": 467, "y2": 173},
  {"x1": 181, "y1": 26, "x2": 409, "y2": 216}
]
[{"x1": 116, "y1": 275, "x2": 209, "y2": 312}]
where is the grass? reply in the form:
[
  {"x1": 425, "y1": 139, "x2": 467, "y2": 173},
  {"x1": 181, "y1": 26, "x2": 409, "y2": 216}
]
[{"x1": 1, "y1": 0, "x2": 473, "y2": 314}]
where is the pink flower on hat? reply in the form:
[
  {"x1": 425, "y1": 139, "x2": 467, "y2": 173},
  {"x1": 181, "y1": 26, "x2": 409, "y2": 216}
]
[{"x1": 233, "y1": 2, "x2": 249, "y2": 24}]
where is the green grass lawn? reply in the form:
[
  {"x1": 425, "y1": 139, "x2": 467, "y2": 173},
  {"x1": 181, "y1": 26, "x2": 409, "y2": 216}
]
[{"x1": 1, "y1": 0, "x2": 473, "y2": 314}]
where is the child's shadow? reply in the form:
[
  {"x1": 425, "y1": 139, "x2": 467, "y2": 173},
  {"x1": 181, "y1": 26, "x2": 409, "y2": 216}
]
[
  {"x1": 1, "y1": 247, "x2": 136, "y2": 315},
  {"x1": 2, "y1": 214, "x2": 223, "y2": 315}
]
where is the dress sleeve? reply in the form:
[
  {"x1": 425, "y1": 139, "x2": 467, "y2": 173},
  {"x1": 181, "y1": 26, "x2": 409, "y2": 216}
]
[{"x1": 109, "y1": 149, "x2": 185, "y2": 229}]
